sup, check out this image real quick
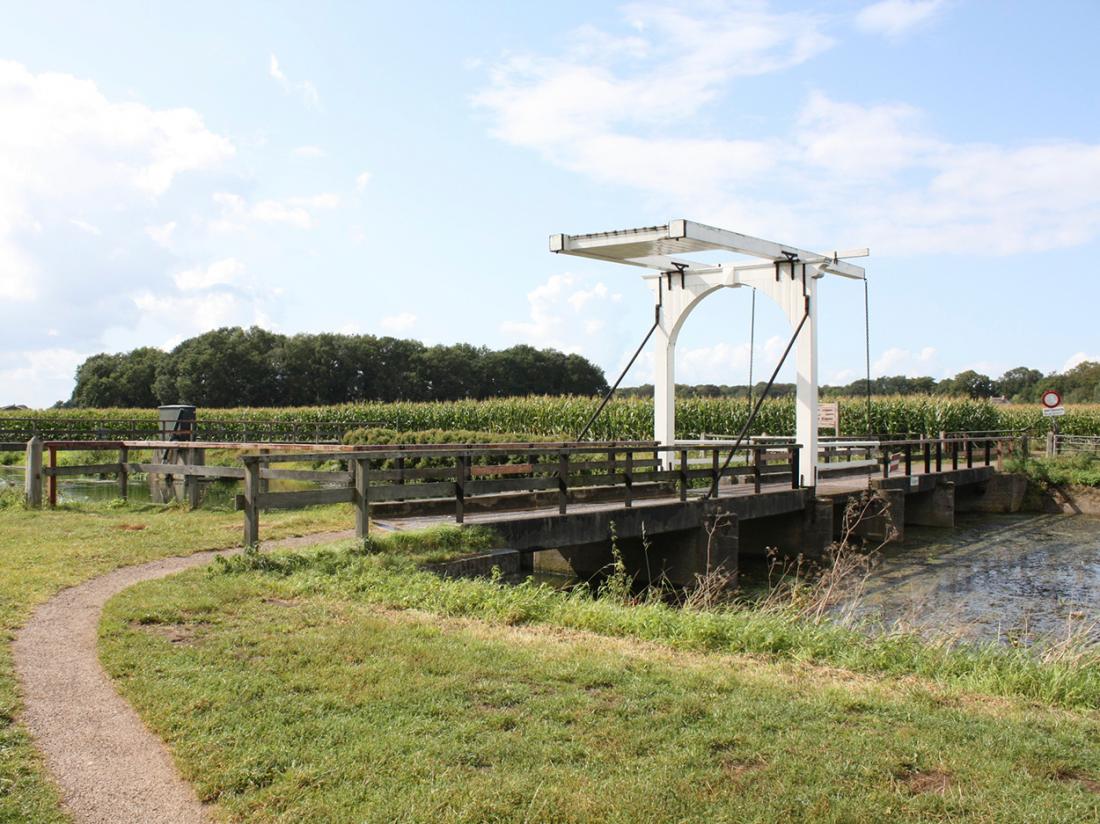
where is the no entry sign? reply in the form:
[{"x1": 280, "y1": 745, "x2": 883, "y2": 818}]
[{"x1": 1041, "y1": 389, "x2": 1062, "y2": 409}]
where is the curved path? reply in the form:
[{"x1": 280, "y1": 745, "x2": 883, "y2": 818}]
[{"x1": 13, "y1": 529, "x2": 354, "y2": 824}]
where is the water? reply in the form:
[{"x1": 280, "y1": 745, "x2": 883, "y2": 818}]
[
  {"x1": 853, "y1": 513, "x2": 1100, "y2": 644},
  {"x1": 1, "y1": 464, "x2": 152, "y2": 504}
]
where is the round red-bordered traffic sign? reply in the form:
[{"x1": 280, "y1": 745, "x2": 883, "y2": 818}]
[{"x1": 1041, "y1": 389, "x2": 1062, "y2": 409}]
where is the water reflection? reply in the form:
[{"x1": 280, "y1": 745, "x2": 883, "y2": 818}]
[{"x1": 854, "y1": 513, "x2": 1100, "y2": 644}]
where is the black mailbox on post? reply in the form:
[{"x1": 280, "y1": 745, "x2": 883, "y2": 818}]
[{"x1": 158, "y1": 405, "x2": 196, "y2": 441}]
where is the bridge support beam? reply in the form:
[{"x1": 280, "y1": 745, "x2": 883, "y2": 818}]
[{"x1": 905, "y1": 480, "x2": 955, "y2": 528}]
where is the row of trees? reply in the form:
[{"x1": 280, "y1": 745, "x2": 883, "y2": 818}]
[
  {"x1": 68, "y1": 327, "x2": 609, "y2": 408},
  {"x1": 618, "y1": 363, "x2": 1100, "y2": 403}
]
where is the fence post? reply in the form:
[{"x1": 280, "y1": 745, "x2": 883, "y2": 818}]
[
  {"x1": 354, "y1": 457, "x2": 371, "y2": 537},
  {"x1": 186, "y1": 447, "x2": 204, "y2": 509},
  {"x1": 923, "y1": 441, "x2": 931, "y2": 474},
  {"x1": 904, "y1": 444, "x2": 912, "y2": 477},
  {"x1": 118, "y1": 445, "x2": 129, "y2": 501},
  {"x1": 711, "y1": 449, "x2": 719, "y2": 492},
  {"x1": 966, "y1": 439, "x2": 974, "y2": 469},
  {"x1": 935, "y1": 440, "x2": 943, "y2": 473},
  {"x1": 1046, "y1": 431, "x2": 1056, "y2": 458},
  {"x1": 24, "y1": 436, "x2": 42, "y2": 507},
  {"x1": 48, "y1": 445, "x2": 58, "y2": 507},
  {"x1": 558, "y1": 452, "x2": 568, "y2": 515},
  {"x1": 753, "y1": 447, "x2": 762, "y2": 493},
  {"x1": 881, "y1": 446, "x2": 890, "y2": 479},
  {"x1": 454, "y1": 453, "x2": 465, "y2": 524},
  {"x1": 951, "y1": 442, "x2": 959, "y2": 470},
  {"x1": 624, "y1": 450, "x2": 633, "y2": 508},
  {"x1": 678, "y1": 449, "x2": 688, "y2": 502},
  {"x1": 242, "y1": 457, "x2": 260, "y2": 547}
]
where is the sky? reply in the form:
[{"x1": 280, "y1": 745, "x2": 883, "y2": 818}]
[{"x1": 2, "y1": 0, "x2": 1099, "y2": 407}]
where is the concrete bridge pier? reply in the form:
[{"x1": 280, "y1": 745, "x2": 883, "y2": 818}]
[
  {"x1": 737, "y1": 496, "x2": 834, "y2": 562},
  {"x1": 525, "y1": 500, "x2": 740, "y2": 587},
  {"x1": 904, "y1": 480, "x2": 956, "y2": 528}
]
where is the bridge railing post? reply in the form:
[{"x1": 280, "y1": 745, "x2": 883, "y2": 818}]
[
  {"x1": 624, "y1": 449, "x2": 633, "y2": 508},
  {"x1": 789, "y1": 445, "x2": 800, "y2": 489},
  {"x1": 753, "y1": 447, "x2": 762, "y2": 493},
  {"x1": 904, "y1": 444, "x2": 912, "y2": 477},
  {"x1": 118, "y1": 445, "x2": 129, "y2": 501},
  {"x1": 711, "y1": 449, "x2": 719, "y2": 492},
  {"x1": 935, "y1": 440, "x2": 943, "y2": 472},
  {"x1": 242, "y1": 456, "x2": 260, "y2": 547},
  {"x1": 678, "y1": 449, "x2": 688, "y2": 501},
  {"x1": 951, "y1": 441, "x2": 959, "y2": 470},
  {"x1": 881, "y1": 446, "x2": 890, "y2": 479},
  {"x1": 455, "y1": 453, "x2": 466, "y2": 524},
  {"x1": 984, "y1": 439, "x2": 991, "y2": 467},
  {"x1": 923, "y1": 441, "x2": 931, "y2": 474},
  {"x1": 966, "y1": 439, "x2": 974, "y2": 468},
  {"x1": 354, "y1": 456, "x2": 371, "y2": 537},
  {"x1": 557, "y1": 451, "x2": 568, "y2": 515}
]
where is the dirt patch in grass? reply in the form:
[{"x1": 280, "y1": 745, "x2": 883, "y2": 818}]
[
  {"x1": 896, "y1": 765, "x2": 953, "y2": 795},
  {"x1": 115, "y1": 523, "x2": 147, "y2": 531},
  {"x1": 263, "y1": 597, "x2": 299, "y2": 608},
  {"x1": 134, "y1": 621, "x2": 201, "y2": 646},
  {"x1": 722, "y1": 759, "x2": 766, "y2": 782},
  {"x1": 1056, "y1": 769, "x2": 1100, "y2": 794}
]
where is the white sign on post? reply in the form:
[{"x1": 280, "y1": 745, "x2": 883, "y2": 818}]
[
  {"x1": 1042, "y1": 407, "x2": 1066, "y2": 417},
  {"x1": 818, "y1": 402, "x2": 839, "y2": 432}
]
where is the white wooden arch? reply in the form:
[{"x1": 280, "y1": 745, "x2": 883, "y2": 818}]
[{"x1": 550, "y1": 220, "x2": 868, "y2": 487}]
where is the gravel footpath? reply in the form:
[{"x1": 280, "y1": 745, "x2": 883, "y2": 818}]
[{"x1": 13, "y1": 529, "x2": 354, "y2": 824}]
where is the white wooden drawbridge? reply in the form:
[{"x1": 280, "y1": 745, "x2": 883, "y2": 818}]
[{"x1": 550, "y1": 219, "x2": 868, "y2": 487}]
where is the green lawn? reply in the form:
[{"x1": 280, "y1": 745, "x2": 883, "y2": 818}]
[
  {"x1": 0, "y1": 500, "x2": 354, "y2": 823},
  {"x1": 99, "y1": 544, "x2": 1100, "y2": 823}
]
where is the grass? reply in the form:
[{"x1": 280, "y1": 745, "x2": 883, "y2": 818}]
[
  {"x1": 0, "y1": 499, "x2": 355, "y2": 823},
  {"x1": 100, "y1": 542, "x2": 1100, "y2": 823},
  {"x1": 1008, "y1": 452, "x2": 1100, "y2": 488}
]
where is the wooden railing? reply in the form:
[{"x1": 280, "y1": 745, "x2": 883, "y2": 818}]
[
  {"x1": 237, "y1": 441, "x2": 803, "y2": 544},
  {"x1": 0, "y1": 418, "x2": 384, "y2": 444}
]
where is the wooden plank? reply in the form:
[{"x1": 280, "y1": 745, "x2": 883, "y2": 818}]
[
  {"x1": 260, "y1": 467, "x2": 353, "y2": 483},
  {"x1": 255, "y1": 487, "x2": 356, "y2": 509},
  {"x1": 464, "y1": 477, "x2": 560, "y2": 496},
  {"x1": 368, "y1": 481, "x2": 455, "y2": 501},
  {"x1": 44, "y1": 463, "x2": 122, "y2": 477},
  {"x1": 128, "y1": 463, "x2": 245, "y2": 479},
  {"x1": 469, "y1": 462, "x2": 534, "y2": 477}
]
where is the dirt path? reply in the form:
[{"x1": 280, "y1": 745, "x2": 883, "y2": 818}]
[{"x1": 13, "y1": 529, "x2": 354, "y2": 824}]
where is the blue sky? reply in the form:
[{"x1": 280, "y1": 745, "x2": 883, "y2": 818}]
[{"x1": 2, "y1": 0, "x2": 1099, "y2": 407}]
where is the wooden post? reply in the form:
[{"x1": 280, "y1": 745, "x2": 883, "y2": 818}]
[
  {"x1": 48, "y1": 445, "x2": 57, "y2": 507},
  {"x1": 258, "y1": 448, "x2": 270, "y2": 494},
  {"x1": 935, "y1": 440, "x2": 943, "y2": 473},
  {"x1": 242, "y1": 457, "x2": 260, "y2": 546},
  {"x1": 951, "y1": 442, "x2": 959, "y2": 470},
  {"x1": 984, "y1": 439, "x2": 992, "y2": 467},
  {"x1": 881, "y1": 446, "x2": 890, "y2": 479},
  {"x1": 624, "y1": 450, "x2": 633, "y2": 508},
  {"x1": 558, "y1": 452, "x2": 568, "y2": 515},
  {"x1": 186, "y1": 447, "x2": 204, "y2": 509},
  {"x1": 966, "y1": 439, "x2": 974, "y2": 469},
  {"x1": 354, "y1": 457, "x2": 370, "y2": 538},
  {"x1": 678, "y1": 449, "x2": 688, "y2": 501},
  {"x1": 923, "y1": 441, "x2": 931, "y2": 474},
  {"x1": 454, "y1": 454, "x2": 465, "y2": 524},
  {"x1": 24, "y1": 436, "x2": 42, "y2": 507},
  {"x1": 118, "y1": 445, "x2": 129, "y2": 501},
  {"x1": 904, "y1": 444, "x2": 912, "y2": 477},
  {"x1": 753, "y1": 447, "x2": 762, "y2": 493},
  {"x1": 789, "y1": 446, "x2": 800, "y2": 489},
  {"x1": 711, "y1": 449, "x2": 719, "y2": 492}
]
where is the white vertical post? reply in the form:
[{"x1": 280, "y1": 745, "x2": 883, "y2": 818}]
[
  {"x1": 794, "y1": 275, "x2": 819, "y2": 488},
  {"x1": 653, "y1": 328, "x2": 676, "y2": 460}
]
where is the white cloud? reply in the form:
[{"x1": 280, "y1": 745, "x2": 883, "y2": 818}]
[
  {"x1": 211, "y1": 191, "x2": 340, "y2": 231},
  {"x1": 873, "y1": 346, "x2": 938, "y2": 376},
  {"x1": 501, "y1": 272, "x2": 624, "y2": 354},
  {"x1": 855, "y1": 0, "x2": 946, "y2": 38},
  {"x1": 476, "y1": 7, "x2": 1100, "y2": 257},
  {"x1": 380, "y1": 312, "x2": 417, "y2": 333},
  {"x1": 0, "y1": 348, "x2": 88, "y2": 408},
  {"x1": 173, "y1": 257, "x2": 246, "y2": 291},
  {"x1": 269, "y1": 53, "x2": 320, "y2": 109},
  {"x1": 355, "y1": 171, "x2": 372, "y2": 192},
  {"x1": 69, "y1": 218, "x2": 101, "y2": 236},
  {"x1": 145, "y1": 220, "x2": 176, "y2": 248},
  {"x1": 1063, "y1": 352, "x2": 1100, "y2": 372},
  {"x1": 292, "y1": 145, "x2": 325, "y2": 158}
]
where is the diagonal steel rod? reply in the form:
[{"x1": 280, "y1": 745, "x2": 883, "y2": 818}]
[{"x1": 707, "y1": 307, "x2": 809, "y2": 498}]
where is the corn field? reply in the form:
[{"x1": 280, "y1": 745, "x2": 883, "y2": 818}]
[{"x1": 4, "y1": 397, "x2": 1099, "y2": 441}]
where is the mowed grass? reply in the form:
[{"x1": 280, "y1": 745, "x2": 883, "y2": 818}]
[
  {"x1": 101, "y1": 547, "x2": 1100, "y2": 823},
  {"x1": 0, "y1": 500, "x2": 355, "y2": 823}
]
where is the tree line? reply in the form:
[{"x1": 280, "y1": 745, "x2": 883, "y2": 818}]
[
  {"x1": 617, "y1": 362, "x2": 1100, "y2": 404},
  {"x1": 67, "y1": 327, "x2": 609, "y2": 408}
]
